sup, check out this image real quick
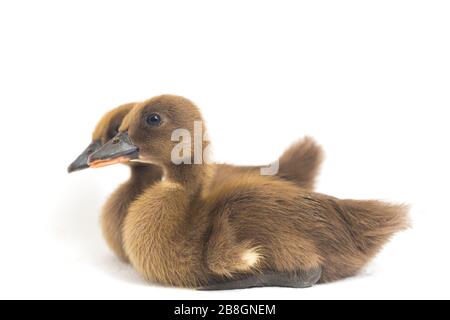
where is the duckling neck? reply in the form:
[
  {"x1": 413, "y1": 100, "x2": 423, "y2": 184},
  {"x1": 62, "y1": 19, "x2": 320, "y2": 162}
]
[
  {"x1": 129, "y1": 163, "x2": 163, "y2": 189},
  {"x1": 163, "y1": 162, "x2": 210, "y2": 195}
]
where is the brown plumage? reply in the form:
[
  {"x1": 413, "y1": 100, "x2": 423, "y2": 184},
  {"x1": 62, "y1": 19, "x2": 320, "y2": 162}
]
[
  {"x1": 100, "y1": 164, "x2": 162, "y2": 262},
  {"x1": 92, "y1": 104, "x2": 164, "y2": 261},
  {"x1": 70, "y1": 102, "x2": 324, "y2": 262},
  {"x1": 87, "y1": 95, "x2": 409, "y2": 289}
]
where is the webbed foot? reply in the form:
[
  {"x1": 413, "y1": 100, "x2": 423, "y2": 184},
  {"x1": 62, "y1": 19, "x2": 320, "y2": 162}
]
[{"x1": 200, "y1": 267, "x2": 322, "y2": 290}]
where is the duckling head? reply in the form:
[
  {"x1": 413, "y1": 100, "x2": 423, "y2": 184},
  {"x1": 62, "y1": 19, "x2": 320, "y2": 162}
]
[
  {"x1": 88, "y1": 95, "x2": 207, "y2": 169},
  {"x1": 67, "y1": 103, "x2": 135, "y2": 173}
]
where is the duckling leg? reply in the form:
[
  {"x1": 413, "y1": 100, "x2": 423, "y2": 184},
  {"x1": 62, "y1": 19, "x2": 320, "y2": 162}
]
[{"x1": 200, "y1": 267, "x2": 322, "y2": 290}]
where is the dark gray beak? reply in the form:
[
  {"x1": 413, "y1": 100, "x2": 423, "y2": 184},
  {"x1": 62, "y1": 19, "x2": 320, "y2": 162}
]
[
  {"x1": 88, "y1": 132, "x2": 139, "y2": 168},
  {"x1": 68, "y1": 140, "x2": 102, "y2": 173}
]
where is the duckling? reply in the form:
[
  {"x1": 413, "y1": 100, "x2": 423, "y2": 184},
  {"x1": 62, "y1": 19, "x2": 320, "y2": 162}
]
[
  {"x1": 87, "y1": 95, "x2": 409, "y2": 289},
  {"x1": 69, "y1": 103, "x2": 324, "y2": 262},
  {"x1": 68, "y1": 103, "x2": 163, "y2": 261}
]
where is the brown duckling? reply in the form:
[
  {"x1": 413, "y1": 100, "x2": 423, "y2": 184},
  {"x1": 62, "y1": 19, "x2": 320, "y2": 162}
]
[
  {"x1": 88, "y1": 95, "x2": 409, "y2": 289},
  {"x1": 69, "y1": 103, "x2": 324, "y2": 262}
]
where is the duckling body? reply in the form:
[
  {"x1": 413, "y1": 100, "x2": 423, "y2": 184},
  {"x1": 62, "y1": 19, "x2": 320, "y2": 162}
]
[
  {"x1": 70, "y1": 103, "x2": 323, "y2": 262},
  {"x1": 89, "y1": 95, "x2": 409, "y2": 288},
  {"x1": 122, "y1": 168, "x2": 407, "y2": 287},
  {"x1": 104, "y1": 138, "x2": 321, "y2": 263}
]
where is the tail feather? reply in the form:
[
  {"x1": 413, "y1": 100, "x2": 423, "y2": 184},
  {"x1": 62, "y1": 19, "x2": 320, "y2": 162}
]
[
  {"x1": 319, "y1": 198, "x2": 410, "y2": 282},
  {"x1": 339, "y1": 200, "x2": 410, "y2": 252},
  {"x1": 278, "y1": 136, "x2": 324, "y2": 190}
]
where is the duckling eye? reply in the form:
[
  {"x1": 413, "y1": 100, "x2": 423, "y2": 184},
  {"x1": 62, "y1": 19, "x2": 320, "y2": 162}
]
[{"x1": 147, "y1": 113, "x2": 162, "y2": 126}]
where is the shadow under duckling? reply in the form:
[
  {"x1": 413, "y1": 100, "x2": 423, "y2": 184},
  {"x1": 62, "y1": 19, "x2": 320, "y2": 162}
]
[
  {"x1": 86, "y1": 95, "x2": 409, "y2": 290},
  {"x1": 68, "y1": 102, "x2": 324, "y2": 263}
]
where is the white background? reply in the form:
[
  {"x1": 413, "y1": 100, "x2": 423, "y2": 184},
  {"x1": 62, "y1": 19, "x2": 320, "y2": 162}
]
[{"x1": 0, "y1": 0, "x2": 449, "y2": 300}]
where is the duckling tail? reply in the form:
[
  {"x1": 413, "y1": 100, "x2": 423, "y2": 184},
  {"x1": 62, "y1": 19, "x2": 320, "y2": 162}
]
[
  {"x1": 277, "y1": 136, "x2": 324, "y2": 190},
  {"x1": 320, "y1": 199, "x2": 410, "y2": 282},
  {"x1": 343, "y1": 199, "x2": 410, "y2": 243}
]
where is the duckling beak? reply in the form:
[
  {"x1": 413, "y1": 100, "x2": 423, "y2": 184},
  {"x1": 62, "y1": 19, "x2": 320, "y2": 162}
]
[
  {"x1": 68, "y1": 140, "x2": 102, "y2": 173},
  {"x1": 88, "y1": 132, "x2": 139, "y2": 169}
]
